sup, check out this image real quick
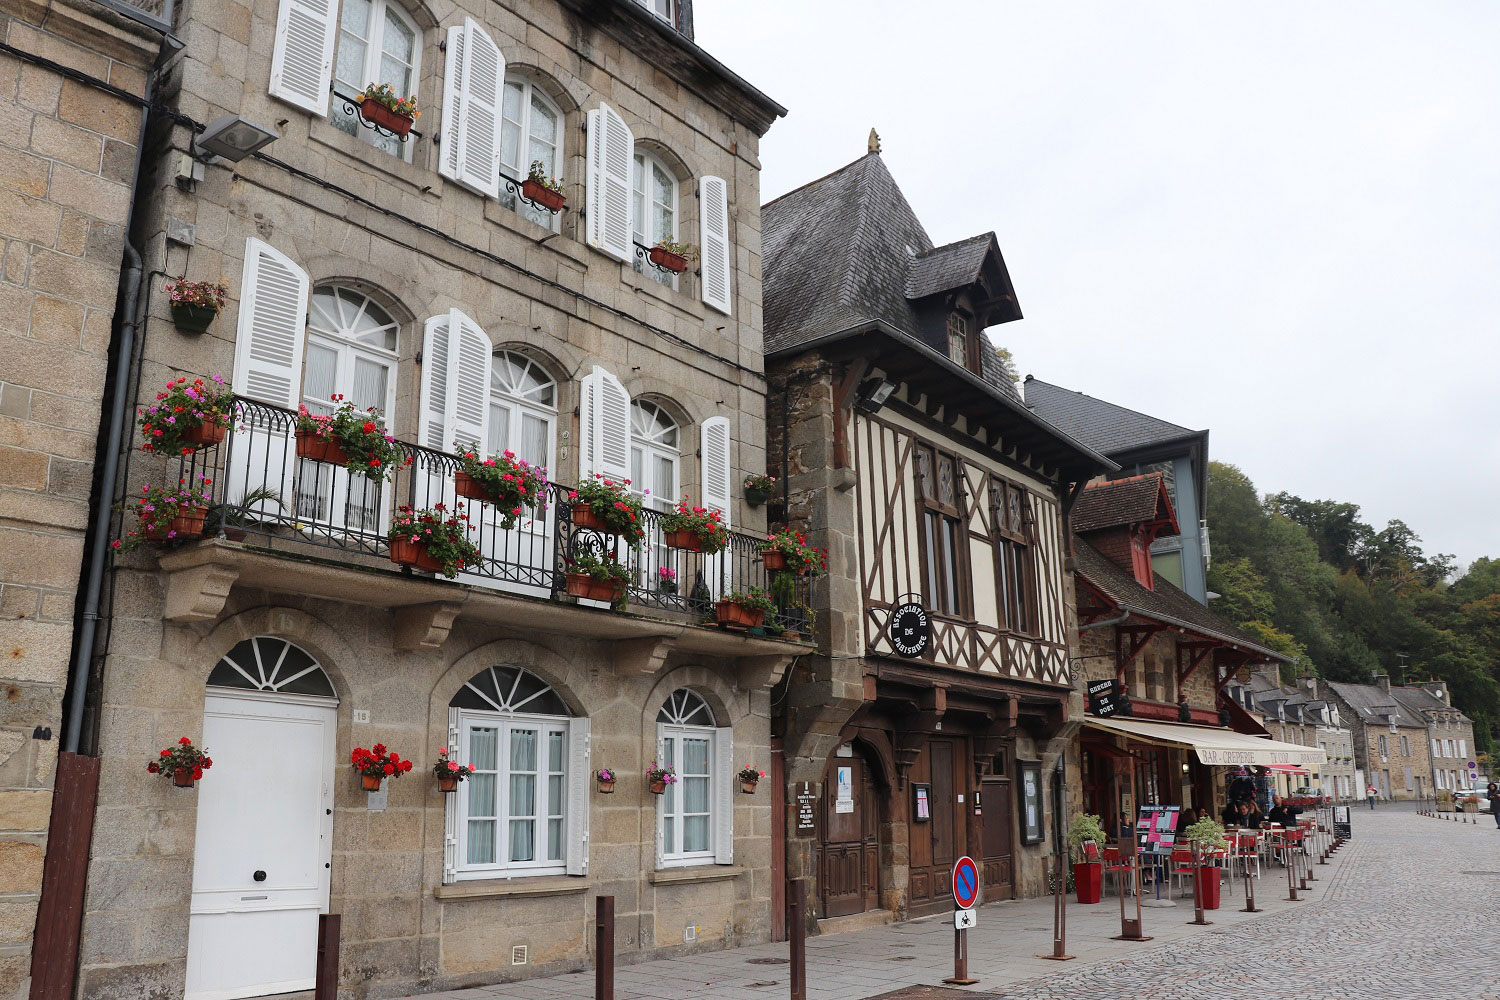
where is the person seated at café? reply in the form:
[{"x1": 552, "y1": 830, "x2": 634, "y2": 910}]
[
  {"x1": 1266, "y1": 794, "x2": 1301, "y2": 827},
  {"x1": 1221, "y1": 800, "x2": 1242, "y2": 827},
  {"x1": 1239, "y1": 800, "x2": 1265, "y2": 828},
  {"x1": 1114, "y1": 811, "x2": 1134, "y2": 843},
  {"x1": 1177, "y1": 808, "x2": 1197, "y2": 836}
]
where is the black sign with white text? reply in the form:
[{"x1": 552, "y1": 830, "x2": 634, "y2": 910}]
[
  {"x1": 1088, "y1": 678, "x2": 1124, "y2": 718},
  {"x1": 889, "y1": 602, "x2": 931, "y2": 658}
]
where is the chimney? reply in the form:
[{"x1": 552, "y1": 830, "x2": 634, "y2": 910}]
[
  {"x1": 1374, "y1": 673, "x2": 1390, "y2": 695},
  {"x1": 1423, "y1": 681, "x2": 1449, "y2": 705}
]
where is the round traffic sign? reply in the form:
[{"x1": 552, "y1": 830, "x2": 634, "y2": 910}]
[{"x1": 952, "y1": 855, "x2": 980, "y2": 909}]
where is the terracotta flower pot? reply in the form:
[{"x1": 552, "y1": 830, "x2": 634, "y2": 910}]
[
  {"x1": 389, "y1": 537, "x2": 446, "y2": 574},
  {"x1": 455, "y1": 470, "x2": 489, "y2": 501},
  {"x1": 715, "y1": 599, "x2": 765, "y2": 629},
  {"x1": 170, "y1": 302, "x2": 217, "y2": 333},
  {"x1": 597, "y1": 778, "x2": 616, "y2": 794},
  {"x1": 761, "y1": 550, "x2": 789, "y2": 572},
  {"x1": 361, "y1": 774, "x2": 383, "y2": 791},
  {"x1": 649, "y1": 779, "x2": 667, "y2": 795},
  {"x1": 1073, "y1": 862, "x2": 1103, "y2": 904},
  {"x1": 570, "y1": 503, "x2": 616, "y2": 534},
  {"x1": 181, "y1": 420, "x2": 227, "y2": 449},
  {"x1": 173, "y1": 768, "x2": 195, "y2": 788},
  {"x1": 438, "y1": 775, "x2": 458, "y2": 793},
  {"x1": 741, "y1": 780, "x2": 758, "y2": 794},
  {"x1": 296, "y1": 430, "x2": 350, "y2": 467},
  {"x1": 521, "y1": 178, "x2": 566, "y2": 212},
  {"x1": 664, "y1": 528, "x2": 704, "y2": 552},
  {"x1": 143, "y1": 505, "x2": 210, "y2": 544},
  {"x1": 565, "y1": 572, "x2": 625, "y2": 604},
  {"x1": 648, "y1": 246, "x2": 688, "y2": 273},
  {"x1": 359, "y1": 98, "x2": 414, "y2": 137}
]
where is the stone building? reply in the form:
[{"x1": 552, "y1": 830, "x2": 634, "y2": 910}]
[
  {"x1": 1234, "y1": 669, "x2": 1356, "y2": 801},
  {"x1": 1393, "y1": 681, "x2": 1478, "y2": 797},
  {"x1": 1323, "y1": 676, "x2": 1433, "y2": 802},
  {"x1": 0, "y1": 0, "x2": 162, "y2": 994},
  {"x1": 24, "y1": 0, "x2": 797, "y2": 996}
]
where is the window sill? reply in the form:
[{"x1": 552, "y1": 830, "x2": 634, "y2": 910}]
[
  {"x1": 619, "y1": 256, "x2": 709, "y2": 323},
  {"x1": 434, "y1": 874, "x2": 589, "y2": 901},
  {"x1": 647, "y1": 864, "x2": 746, "y2": 886},
  {"x1": 307, "y1": 115, "x2": 440, "y2": 197}
]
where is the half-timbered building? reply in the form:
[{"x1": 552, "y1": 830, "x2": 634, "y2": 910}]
[{"x1": 762, "y1": 148, "x2": 1116, "y2": 924}]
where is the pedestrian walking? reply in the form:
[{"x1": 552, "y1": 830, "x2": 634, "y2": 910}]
[
  {"x1": 1366, "y1": 784, "x2": 1378, "y2": 810},
  {"x1": 1487, "y1": 782, "x2": 1499, "y2": 828}
]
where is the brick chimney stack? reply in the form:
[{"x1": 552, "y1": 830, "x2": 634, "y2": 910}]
[{"x1": 1375, "y1": 673, "x2": 1391, "y2": 695}]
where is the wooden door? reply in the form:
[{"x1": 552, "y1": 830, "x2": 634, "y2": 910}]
[
  {"x1": 819, "y1": 756, "x2": 880, "y2": 917},
  {"x1": 907, "y1": 738, "x2": 966, "y2": 915},
  {"x1": 980, "y1": 776, "x2": 1013, "y2": 899}
]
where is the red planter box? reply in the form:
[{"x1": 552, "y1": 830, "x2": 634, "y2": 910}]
[
  {"x1": 715, "y1": 599, "x2": 765, "y2": 629},
  {"x1": 296, "y1": 430, "x2": 351, "y2": 467},
  {"x1": 648, "y1": 246, "x2": 688, "y2": 273},
  {"x1": 455, "y1": 470, "x2": 489, "y2": 502},
  {"x1": 360, "y1": 98, "x2": 414, "y2": 137},
  {"x1": 565, "y1": 572, "x2": 624, "y2": 604},
  {"x1": 181, "y1": 421, "x2": 226, "y2": 449},
  {"x1": 664, "y1": 528, "x2": 704, "y2": 552},
  {"x1": 1073, "y1": 862, "x2": 1102, "y2": 904},
  {"x1": 389, "y1": 537, "x2": 444, "y2": 574},
  {"x1": 1193, "y1": 866, "x2": 1221, "y2": 909},
  {"x1": 521, "y1": 178, "x2": 566, "y2": 212}
]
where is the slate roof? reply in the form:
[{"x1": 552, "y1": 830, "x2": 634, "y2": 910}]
[
  {"x1": 1023, "y1": 377, "x2": 1203, "y2": 456},
  {"x1": 905, "y1": 234, "x2": 994, "y2": 299},
  {"x1": 1325, "y1": 681, "x2": 1425, "y2": 729},
  {"x1": 1393, "y1": 685, "x2": 1469, "y2": 722},
  {"x1": 1071, "y1": 473, "x2": 1178, "y2": 535},
  {"x1": 1074, "y1": 539, "x2": 1285, "y2": 660}
]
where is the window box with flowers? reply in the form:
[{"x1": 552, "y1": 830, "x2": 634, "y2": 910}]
[
  {"x1": 114, "y1": 475, "x2": 215, "y2": 551},
  {"x1": 567, "y1": 475, "x2": 645, "y2": 547},
  {"x1": 521, "y1": 159, "x2": 567, "y2": 213},
  {"x1": 596, "y1": 767, "x2": 617, "y2": 793},
  {"x1": 165, "y1": 277, "x2": 228, "y2": 334},
  {"x1": 659, "y1": 496, "x2": 729, "y2": 554},
  {"x1": 295, "y1": 395, "x2": 408, "y2": 480},
  {"x1": 737, "y1": 765, "x2": 765, "y2": 795},
  {"x1": 759, "y1": 527, "x2": 828, "y2": 576},
  {"x1": 564, "y1": 551, "x2": 630, "y2": 607},
  {"x1": 648, "y1": 239, "x2": 696, "y2": 275},
  {"x1": 147, "y1": 736, "x2": 213, "y2": 788},
  {"x1": 646, "y1": 762, "x2": 677, "y2": 795},
  {"x1": 716, "y1": 586, "x2": 774, "y2": 629},
  {"x1": 138, "y1": 374, "x2": 234, "y2": 454},
  {"x1": 743, "y1": 473, "x2": 777, "y2": 508},
  {"x1": 433, "y1": 748, "x2": 475, "y2": 793},
  {"x1": 388, "y1": 504, "x2": 481, "y2": 578},
  {"x1": 455, "y1": 448, "x2": 548, "y2": 528},
  {"x1": 357, "y1": 82, "x2": 419, "y2": 138},
  {"x1": 351, "y1": 743, "x2": 412, "y2": 791}
]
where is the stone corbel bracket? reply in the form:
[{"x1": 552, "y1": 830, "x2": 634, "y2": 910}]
[
  {"x1": 394, "y1": 601, "x2": 466, "y2": 651},
  {"x1": 158, "y1": 550, "x2": 241, "y2": 623},
  {"x1": 736, "y1": 653, "x2": 796, "y2": 691},
  {"x1": 613, "y1": 637, "x2": 675, "y2": 676}
]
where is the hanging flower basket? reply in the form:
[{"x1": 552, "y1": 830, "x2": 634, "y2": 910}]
[
  {"x1": 142, "y1": 505, "x2": 210, "y2": 543},
  {"x1": 180, "y1": 421, "x2": 226, "y2": 449},
  {"x1": 170, "y1": 303, "x2": 218, "y2": 333},
  {"x1": 295, "y1": 396, "x2": 408, "y2": 481},
  {"x1": 356, "y1": 83, "x2": 418, "y2": 137},
  {"x1": 596, "y1": 768, "x2": 616, "y2": 793},
  {"x1": 455, "y1": 470, "x2": 488, "y2": 501},
  {"x1": 164, "y1": 277, "x2": 227, "y2": 334},
  {"x1": 649, "y1": 779, "x2": 667, "y2": 794},
  {"x1": 649, "y1": 245, "x2": 689, "y2": 274},
  {"x1": 760, "y1": 528, "x2": 828, "y2": 576},
  {"x1": 296, "y1": 429, "x2": 351, "y2": 467},
  {"x1": 664, "y1": 528, "x2": 706, "y2": 552},
  {"x1": 389, "y1": 536, "x2": 445, "y2": 574},
  {"x1": 565, "y1": 572, "x2": 625, "y2": 604},
  {"x1": 360, "y1": 98, "x2": 414, "y2": 137},
  {"x1": 741, "y1": 779, "x2": 758, "y2": 794},
  {"x1": 761, "y1": 550, "x2": 789, "y2": 572},
  {"x1": 362, "y1": 774, "x2": 384, "y2": 791},
  {"x1": 433, "y1": 748, "x2": 475, "y2": 793},
  {"x1": 148, "y1": 737, "x2": 212, "y2": 787},
  {"x1": 660, "y1": 497, "x2": 729, "y2": 555},
  {"x1": 173, "y1": 767, "x2": 196, "y2": 788},
  {"x1": 352, "y1": 743, "x2": 412, "y2": 790},
  {"x1": 571, "y1": 503, "x2": 610, "y2": 532},
  {"x1": 521, "y1": 178, "x2": 566, "y2": 212},
  {"x1": 647, "y1": 762, "x2": 676, "y2": 795},
  {"x1": 737, "y1": 765, "x2": 764, "y2": 794},
  {"x1": 744, "y1": 474, "x2": 777, "y2": 508},
  {"x1": 138, "y1": 374, "x2": 234, "y2": 457}
]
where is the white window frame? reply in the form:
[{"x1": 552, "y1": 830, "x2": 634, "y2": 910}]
[
  {"x1": 454, "y1": 710, "x2": 569, "y2": 879},
  {"x1": 1459, "y1": 738, "x2": 1467, "y2": 759},
  {"x1": 630, "y1": 401, "x2": 680, "y2": 514},
  {"x1": 500, "y1": 76, "x2": 564, "y2": 232},
  {"x1": 634, "y1": 0, "x2": 675, "y2": 25},
  {"x1": 331, "y1": 0, "x2": 421, "y2": 162},
  {"x1": 657, "y1": 724, "x2": 715, "y2": 867},
  {"x1": 946, "y1": 312, "x2": 969, "y2": 368},
  {"x1": 489, "y1": 351, "x2": 557, "y2": 473},
  {"x1": 632, "y1": 148, "x2": 679, "y2": 289}
]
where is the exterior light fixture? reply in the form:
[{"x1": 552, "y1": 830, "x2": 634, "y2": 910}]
[
  {"x1": 853, "y1": 377, "x2": 895, "y2": 413},
  {"x1": 1181, "y1": 762, "x2": 1190, "y2": 773},
  {"x1": 193, "y1": 113, "x2": 280, "y2": 163}
]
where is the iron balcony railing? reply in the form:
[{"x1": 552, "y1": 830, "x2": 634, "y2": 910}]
[{"x1": 168, "y1": 397, "x2": 810, "y2": 631}]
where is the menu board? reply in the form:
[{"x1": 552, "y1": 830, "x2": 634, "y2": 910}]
[{"x1": 1135, "y1": 804, "x2": 1180, "y2": 854}]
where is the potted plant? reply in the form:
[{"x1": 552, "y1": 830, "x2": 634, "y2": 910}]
[
  {"x1": 596, "y1": 767, "x2": 617, "y2": 793},
  {"x1": 356, "y1": 82, "x2": 419, "y2": 137},
  {"x1": 432, "y1": 748, "x2": 475, "y2": 793},
  {"x1": 146, "y1": 736, "x2": 213, "y2": 788},
  {"x1": 295, "y1": 395, "x2": 409, "y2": 481},
  {"x1": 1066, "y1": 813, "x2": 1107, "y2": 904},
  {"x1": 659, "y1": 496, "x2": 729, "y2": 554},
  {"x1": 759, "y1": 528, "x2": 828, "y2": 576},
  {"x1": 716, "y1": 586, "x2": 774, "y2": 629},
  {"x1": 351, "y1": 743, "x2": 412, "y2": 791},
  {"x1": 566, "y1": 475, "x2": 645, "y2": 547},
  {"x1": 138, "y1": 374, "x2": 234, "y2": 454},
  {"x1": 646, "y1": 762, "x2": 676, "y2": 795},
  {"x1": 455, "y1": 448, "x2": 548, "y2": 529},
  {"x1": 1181, "y1": 817, "x2": 1229, "y2": 909},
  {"x1": 737, "y1": 765, "x2": 765, "y2": 794},
  {"x1": 202, "y1": 486, "x2": 284, "y2": 541},
  {"x1": 563, "y1": 551, "x2": 631, "y2": 607},
  {"x1": 165, "y1": 277, "x2": 228, "y2": 333},
  {"x1": 648, "y1": 239, "x2": 696, "y2": 274},
  {"x1": 522, "y1": 159, "x2": 567, "y2": 212},
  {"x1": 388, "y1": 504, "x2": 481, "y2": 578},
  {"x1": 744, "y1": 473, "x2": 777, "y2": 508},
  {"x1": 780, "y1": 604, "x2": 814, "y2": 641},
  {"x1": 658, "y1": 566, "x2": 679, "y2": 595},
  {"x1": 113, "y1": 475, "x2": 215, "y2": 551}
]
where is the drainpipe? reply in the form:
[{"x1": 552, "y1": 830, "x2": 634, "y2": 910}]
[{"x1": 1077, "y1": 611, "x2": 1130, "y2": 632}]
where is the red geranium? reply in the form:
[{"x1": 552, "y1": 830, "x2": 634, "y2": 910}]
[
  {"x1": 148, "y1": 737, "x2": 212, "y2": 782},
  {"x1": 351, "y1": 743, "x2": 412, "y2": 781}
]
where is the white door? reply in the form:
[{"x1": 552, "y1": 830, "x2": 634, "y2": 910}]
[{"x1": 186, "y1": 691, "x2": 337, "y2": 1000}]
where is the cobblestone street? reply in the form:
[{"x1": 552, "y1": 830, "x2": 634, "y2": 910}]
[{"x1": 408, "y1": 807, "x2": 1500, "y2": 1000}]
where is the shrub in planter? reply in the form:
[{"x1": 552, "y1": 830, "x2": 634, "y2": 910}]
[
  {"x1": 522, "y1": 159, "x2": 567, "y2": 212},
  {"x1": 388, "y1": 504, "x2": 481, "y2": 578},
  {"x1": 1182, "y1": 817, "x2": 1229, "y2": 909},
  {"x1": 595, "y1": 767, "x2": 617, "y2": 793},
  {"x1": 147, "y1": 736, "x2": 213, "y2": 788},
  {"x1": 646, "y1": 762, "x2": 677, "y2": 795},
  {"x1": 659, "y1": 496, "x2": 729, "y2": 554},
  {"x1": 138, "y1": 374, "x2": 234, "y2": 455},
  {"x1": 432, "y1": 748, "x2": 475, "y2": 792},
  {"x1": 1066, "y1": 813, "x2": 1108, "y2": 904},
  {"x1": 567, "y1": 475, "x2": 645, "y2": 547},
  {"x1": 165, "y1": 277, "x2": 228, "y2": 333},
  {"x1": 760, "y1": 527, "x2": 828, "y2": 576},
  {"x1": 455, "y1": 448, "x2": 548, "y2": 528},
  {"x1": 743, "y1": 473, "x2": 777, "y2": 507},
  {"x1": 737, "y1": 765, "x2": 765, "y2": 794},
  {"x1": 716, "y1": 586, "x2": 774, "y2": 628},
  {"x1": 114, "y1": 475, "x2": 215, "y2": 551},
  {"x1": 356, "y1": 81, "x2": 419, "y2": 136},
  {"x1": 564, "y1": 551, "x2": 631, "y2": 608},
  {"x1": 295, "y1": 395, "x2": 409, "y2": 481},
  {"x1": 351, "y1": 743, "x2": 412, "y2": 791},
  {"x1": 648, "y1": 239, "x2": 695, "y2": 274}
]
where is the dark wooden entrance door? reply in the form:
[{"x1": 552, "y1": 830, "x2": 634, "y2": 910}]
[
  {"x1": 819, "y1": 755, "x2": 880, "y2": 918},
  {"x1": 908, "y1": 737, "x2": 966, "y2": 915},
  {"x1": 980, "y1": 776, "x2": 1013, "y2": 899}
]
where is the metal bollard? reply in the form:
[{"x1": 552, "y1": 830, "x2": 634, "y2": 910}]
[
  {"x1": 314, "y1": 914, "x2": 340, "y2": 1000},
  {"x1": 1038, "y1": 855, "x2": 1074, "y2": 960},
  {"x1": 595, "y1": 895, "x2": 614, "y2": 1000},
  {"x1": 788, "y1": 878, "x2": 806, "y2": 1000}
]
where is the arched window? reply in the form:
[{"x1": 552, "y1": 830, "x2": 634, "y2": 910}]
[
  {"x1": 489, "y1": 351, "x2": 556, "y2": 473},
  {"x1": 331, "y1": 0, "x2": 420, "y2": 161},
  {"x1": 501, "y1": 77, "x2": 564, "y2": 231},
  {"x1": 632, "y1": 149, "x2": 679, "y2": 287},
  {"x1": 207, "y1": 637, "x2": 336, "y2": 698},
  {"x1": 630, "y1": 400, "x2": 679, "y2": 513},
  {"x1": 656, "y1": 689, "x2": 731, "y2": 867},
  {"x1": 447, "y1": 666, "x2": 587, "y2": 881}
]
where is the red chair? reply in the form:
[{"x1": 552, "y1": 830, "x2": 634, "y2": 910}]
[
  {"x1": 1169, "y1": 847, "x2": 1197, "y2": 898},
  {"x1": 1103, "y1": 845, "x2": 1135, "y2": 896}
]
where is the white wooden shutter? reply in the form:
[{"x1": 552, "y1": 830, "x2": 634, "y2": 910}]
[
  {"x1": 653, "y1": 730, "x2": 666, "y2": 869},
  {"x1": 419, "y1": 308, "x2": 491, "y2": 454},
  {"x1": 443, "y1": 709, "x2": 460, "y2": 884},
  {"x1": 699, "y1": 416, "x2": 732, "y2": 528},
  {"x1": 268, "y1": 0, "x2": 337, "y2": 115},
  {"x1": 714, "y1": 726, "x2": 734, "y2": 865},
  {"x1": 566, "y1": 717, "x2": 591, "y2": 876},
  {"x1": 698, "y1": 176, "x2": 732, "y2": 315},
  {"x1": 418, "y1": 314, "x2": 452, "y2": 452},
  {"x1": 439, "y1": 19, "x2": 504, "y2": 198},
  {"x1": 586, "y1": 103, "x2": 634, "y2": 261},
  {"x1": 577, "y1": 366, "x2": 631, "y2": 483},
  {"x1": 228, "y1": 237, "x2": 307, "y2": 515}
]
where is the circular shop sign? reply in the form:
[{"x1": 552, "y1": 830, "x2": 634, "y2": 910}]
[{"x1": 889, "y1": 602, "x2": 930, "y2": 658}]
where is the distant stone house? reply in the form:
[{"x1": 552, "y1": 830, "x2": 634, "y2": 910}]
[
  {"x1": 1233, "y1": 669, "x2": 1357, "y2": 800},
  {"x1": 1323, "y1": 676, "x2": 1433, "y2": 801},
  {"x1": 1393, "y1": 682, "x2": 1478, "y2": 796}
]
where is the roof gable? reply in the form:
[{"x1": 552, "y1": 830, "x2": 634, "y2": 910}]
[{"x1": 1072, "y1": 473, "x2": 1179, "y2": 536}]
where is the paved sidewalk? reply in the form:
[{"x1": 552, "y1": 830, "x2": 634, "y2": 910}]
[{"x1": 392, "y1": 805, "x2": 1500, "y2": 1000}]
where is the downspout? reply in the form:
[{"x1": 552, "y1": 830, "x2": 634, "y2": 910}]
[{"x1": 1077, "y1": 611, "x2": 1130, "y2": 632}]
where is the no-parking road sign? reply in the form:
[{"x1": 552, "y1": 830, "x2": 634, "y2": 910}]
[{"x1": 952, "y1": 855, "x2": 980, "y2": 909}]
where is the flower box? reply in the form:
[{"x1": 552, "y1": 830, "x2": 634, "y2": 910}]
[
  {"x1": 360, "y1": 98, "x2": 414, "y2": 137},
  {"x1": 1073, "y1": 862, "x2": 1103, "y2": 904},
  {"x1": 180, "y1": 421, "x2": 227, "y2": 450},
  {"x1": 715, "y1": 599, "x2": 765, "y2": 629},
  {"x1": 389, "y1": 537, "x2": 445, "y2": 574},
  {"x1": 761, "y1": 550, "x2": 790, "y2": 573},
  {"x1": 746, "y1": 485, "x2": 774, "y2": 508},
  {"x1": 648, "y1": 245, "x2": 689, "y2": 273},
  {"x1": 361, "y1": 774, "x2": 383, "y2": 791},
  {"x1": 521, "y1": 178, "x2": 566, "y2": 212},
  {"x1": 664, "y1": 527, "x2": 706, "y2": 552},
  {"x1": 438, "y1": 775, "x2": 458, "y2": 793},
  {"x1": 173, "y1": 767, "x2": 195, "y2": 788},
  {"x1": 565, "y1": 572, "x2": 625, "y2": 604},
  {"x1": 455, "y1": 470, "x2": 488, "y2": 502},
  {"x1": 170, "y1": 302, "x2": 218, "y2": 333},
  {"x1": 571, "y1": 503, "x2": 613, "y2": 533},
  {"x1": 143, "y1": 505, "x2": 209, "y2": 543},
  {"x1": 296, "y1": 430, "x2": 351, "y2": 467}
]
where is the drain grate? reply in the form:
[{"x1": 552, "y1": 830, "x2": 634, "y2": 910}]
[{"x1": 746, "y1": 957, "x2": 789, "y2": 965}]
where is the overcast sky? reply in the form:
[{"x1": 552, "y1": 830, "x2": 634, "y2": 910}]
[{"x1": 697, "y1": 1, "x2": 1500, "y2": 571}]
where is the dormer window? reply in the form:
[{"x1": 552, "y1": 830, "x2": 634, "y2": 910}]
[
  {"x1": 635, "y1": 0, "x2": 676, "y2": 25},
  {"x1": 946, "y1": 312, "x2": 969, "y2": 368}
]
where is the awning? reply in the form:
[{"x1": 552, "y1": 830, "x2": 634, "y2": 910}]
[
  {"x1": 1082, "y1": 716, "x2": 1328, "y2": 766},
  {"x1": 1266, "y1": 765, "x2": 1311, "y2": 776}
]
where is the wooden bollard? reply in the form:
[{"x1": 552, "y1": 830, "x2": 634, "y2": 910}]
[
  {"x1": 789, "y1": 878, "x2": 806, "y2": 1000},
  {"x1": 314, "y1": 913, "x2": 340, "y2": 1000},
  {"x1": 595, "y1": 895, "x2": 614, "y2": 1000}
]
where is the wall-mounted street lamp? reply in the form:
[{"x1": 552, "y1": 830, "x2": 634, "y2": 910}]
[
  {"x1": 193, "y1": 113, "x2": 280, "y2": 163},
  {"x1": 853, "y1": 377, "x2": 895, "y2": 414}
]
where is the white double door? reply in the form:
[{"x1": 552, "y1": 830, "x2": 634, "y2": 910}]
[{"x1": 186, "y1": 691, "x2": 336, "y2": 1000}]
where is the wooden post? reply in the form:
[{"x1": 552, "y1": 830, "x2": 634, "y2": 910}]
[
  {"x1": 1284, "y1": 836, "x2": 1300, "y2": 902},
  {"x1": 595, "y1": 895, "x2": 614, "y2": 1000},
  {"x1": 1186, "y1": 841, "x2": 1211, "y2": 926},
  {"x1": 1242, "y1": 843, "x2": 1262, "y2": 913},
  {"x1": 1039, "y1": 855, "x2": 1075, "y2": 960},
  {"x1": 788, "y1": 878, "x2": 805, "y2": 1000},
  {"x1": 1112, "y1": 827, "x2": 1151, "y2": 941},
  {"x1": 314, "y1": 913, "x2": 340, "y2": 999}
]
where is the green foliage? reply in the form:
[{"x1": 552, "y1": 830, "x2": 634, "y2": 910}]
[
  {"x1": 993, "y1": 345, "x2": 1020, "y2": 383},
  {"x1": 1182, "y1": 817, "x2": 1228, "y2": 852},
  {"x1": 1066, "y1": 813, "x2": 1107, "y2": 862}
]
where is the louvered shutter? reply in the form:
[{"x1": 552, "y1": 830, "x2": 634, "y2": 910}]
[
  {"x1": 419, "y1": 309, "x2": 491, "y2": 454},
  {"x1": 654, "y1": 730, "x2": 666, "y2": 869},
  {"x1": 228, "y1": 237, "x2": 307, "y2": 515},
  {"x1": 443, "y1": 709, "x2": 460, "y2": 884},
  {"x1": 418, "y1": 314, "x2": 452, "y2": 452},
  {"x1": 565, "y1": 717, "x2": 591, "y2": 876},
  {"x1": 439, "y1": 19, "x2": 504, "y2": 198},
  {"x1": 699, "y1": 416, "x2": 732, "y2": 528},
  {"x1": 714, "y1": 726, "x2": 734, "y2": 865},
  {"x1": 586, "y1": 104, "x2": 634, "y2": 261},
  {"x1": 698, "y1": 176, "x2": 732, "y2": 315},
  {"x1": 268, "y1": 0, "x2": 337, "y2": 115},
  {"x1": 577, "y1": 366, "x2": 631, "y2": 483}
]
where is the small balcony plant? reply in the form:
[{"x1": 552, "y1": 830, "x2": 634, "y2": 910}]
[
  {"x1": 716, "y1": 585, "x2": 774, "y2": 629},
  {"x1": 778, "y1": 603, "x2": 815, "y2": 642},
  {"x1": 522, "y1": 159, "x2": 567, "y2": 212},
  {"x1": 646, "y1": 762, "x2": 677, "y2": 795},
  {"x1": 165, "y1": 276, "x2": 228, "y2": 333},
  {"x1": 563, "y1": 551, "x2": 631, "y2": 608},
  {"x1": 658, "y1": 566, "x2": 678, "y2": 595},
  {"x1": 743, "y1": 473, "x2": 777, "y2": 508},
  {"x1": 737, "y1": 765, "x2": 765, "y2": 794},
  {"x1": 648, "y1": 238, "x2": 696, "y2": 274},
  {"x1": 388, "y1": 503, "x2": 481, "y2": 578},
  {"x1": 147, "y1": 736, "x2": 213, "y2": 788},
  {"x1": 455, "y1": 448, "x2": 548, "y2": 529},
  {"x1": 356, "y1": 82, "x2": 420, "y2": 137},
  {"x1": 567, "y1": 475, "x2": 645, "y2": 547},
  {"x1": 114, "y1": 475, "x2": 215, "y2": 551},
  {"x1": 351, "y1": 743, "x2": 412, "y2": 791},
  {"x1": 595, "y1": 767, "x2": 617, "y2": 793},
  {"x1": 295, "y1": 395, "x2": 409, "y2": 481},
  {"x1": 760, "y1": 527, "x2": 828, "y2": 576},
  {"x1": 432, "y1": 748, "x2": 475, "y2": 793},
  {"x1": 659, "y1": 496, "x2": 729, "y2": 554},
  {"x1": 1066, "y1": 813, "x2": 1107, "y2": 904},
  {"x1": 138, "y1": 374, "x2": 234, "y2": 454}
]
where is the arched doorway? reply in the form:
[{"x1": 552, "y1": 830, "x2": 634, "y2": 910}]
[
  {"x1": 186, "y1": 637, "x2": 338, "y2": 1000},
  {"x1": 817, "y1": 741, "x2": 885, "y2": 918}
]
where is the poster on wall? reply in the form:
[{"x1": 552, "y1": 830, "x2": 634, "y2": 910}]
[
  {"x1": 913, "y1": 783, "x2": 931, "y2": 822},
  {"x1": 835, "y1": 765, "x2": 854, "y2": 813},
  {"x1": 1019, "y1": 760, "x2": 1043, "y2": 844}
]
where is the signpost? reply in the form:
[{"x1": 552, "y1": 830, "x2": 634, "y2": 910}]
[
  {"x1": 1087, "y1": 678, "x2": 1124, "y2": 718},
  {"x1": 1037, "y1": 854, "x2": 1074, "y2": 961},
  {"x1": 1112, "y1": 827, "x2": 1152, "y2": 942},
  {"x1": 943, "y1": 856, "x2": 980, "y2": 985}
]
